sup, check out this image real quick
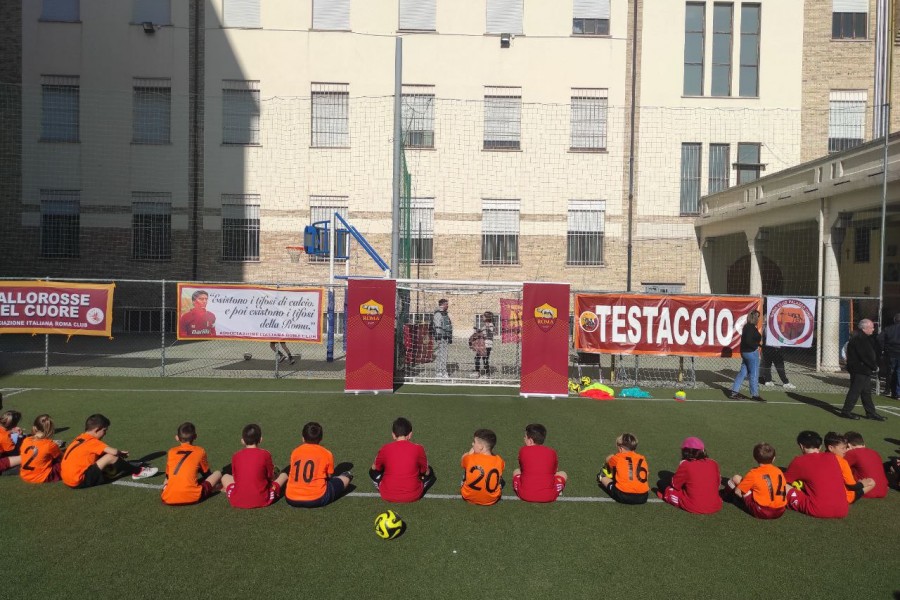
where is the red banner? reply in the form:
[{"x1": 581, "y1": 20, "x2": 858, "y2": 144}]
[
  {"x1": 520, "y1": 283, "x2": 570, "y2": 397},
  {"x1": 0, "y1": 281, "x2": 114, "y2": 337},
  {"x1": 499, "y1": 298, "x2": 522, "y2": 343},
  {"x1": 345, "y1": 279, "x2": 396, "y2": 393},
  {"x1": 575, "y1": 294, "x2": 761, "y2": 357}
]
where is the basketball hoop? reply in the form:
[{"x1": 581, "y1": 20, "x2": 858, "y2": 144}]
[{"x1": 286, "y1": 245, "x2": 304, "y2": 263}]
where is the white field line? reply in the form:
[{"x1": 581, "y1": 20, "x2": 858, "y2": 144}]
[{"x1": 1, "y1": 388, "x2": 29, "y2": 398}]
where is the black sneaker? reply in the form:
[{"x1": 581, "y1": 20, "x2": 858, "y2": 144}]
[
  {"x1": 289, "y1": 356, "x2": 296, "y2": 365},
  {"x1": 865, "y1": 413, "x2": 887, "y2": 422},
  {"x1": 751, "y1": 396, "x2": 766, "y2": 403},
  {"x1": 839, "y1": 411, "x2": 861, "y2": 420},
  {"x1": 728, "y1": 391, "x2": 742, "y2": 400}
]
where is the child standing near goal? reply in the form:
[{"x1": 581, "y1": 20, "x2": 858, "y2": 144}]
[
  {"x1": 512, "y1": 423, "x2": 567, "y2": 503},
  {"x1": 19, "y1": 414, "x2": 64, "y2": 484},
  {"x1": 659, "y1": 436, "x2": 722, "y2": 514},
  {"x1": 725, "y1": 442, "x2": 787, "y2": 519},
  {"x1": 597, "y1": 432, "x2": 649, "y2": 505},
  {"x1": 221, "y1": 423, "x2": 288, "y2": 509},
  {"x1": 161, "y1": 422, "x2": 222, "y2": 506},
  {"x1": 460, "y1": 428, "x2": 505, "y2": 506},
  {"x1": 285, "y1": 421, "x2": 353, "y2": 508}
]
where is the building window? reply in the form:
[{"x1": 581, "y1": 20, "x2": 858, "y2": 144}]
[
  {"x1": 222, "y1": 80, "x2": 260, "y2": 145},
  {"x1": 309, "y1": 199, "x2": 349, "y2": 262},
  {"x1": 854, "y1": 226, "x2": 870, "y2": 263},
  {"x1": 829, "y1": 90, "x2": 866, "y2": 153},
  {"x1": 40, "y1": 190, "x2": 80, "y2": 258},
  {"x1": 41, "y1": 0, "x2": 79, "y2": 22},
  {"x1": 400, "y1": 198, "x2": 434, "y2": 264},
  {"x1": 313, "y1": 0, "x2": 350, "y2": 30},
  {"x1": 484, "y1": 87, "x2": 521, "y2": 150},
  {"x1": 708, "y1": 143, "x2": 730, "y2": 193},
  {"x1": 832, "y1": 0, "x2": 867, "y2": 39},
  {"x1": 223, "y1": 0, "x2": 260, "y2": 28},
  {"x1": 684, "y1": 3, "x2": 706, "y2": 96},
  {"x1": 570, "y1": 88, "x2": 608, "y2": 151},
  {"x1": 739, "y1": 3, "x2": 760, "y2": 97},
  {"x1": 643, "y1": 282, "x2": 685, "y2": 294},
  {"x1": 312, "y1": 83, "x2": 350, "y2": 148},
  {"x1": 735, "y1": 142, "x2": 762, "y2": 184},
  {"x1": 402, "y1": 85, "x2": 435, "y2": 148},
  {"x1": 481, "y1": 200, "x2": 519, "y2": 265},
  {"x1": 41, "y1": 75, "x2": 79, "y2": 142},
  {"x1": 133, "y1": 78, "x2": 171, "y2": 144},
  {"x1": 399, "y1": 0, "x2": 436, "y2": 31},
  {"x1": 132, "y1": 193, "x2": 172, "y2": 260},
  {"x1": 222, "y1": 195, "x2": 260, "y2": 261},
  {"x1": 567, "y1": 200, "x2": 605, "y2": 266},
  {"x1": 133, "y1": 0, "x2": 171, "y2": 25},
  {"x1": 573, "y1": 0, "x2": 610, "y2": 35},
  {"x1": 486, "y1": 0, "x2": 523, "y2": 34},
  {"x1": 680, "y1": 142, "x2": 702, "y2": 215},
  {"x1": 711, "y1": 3, "x2": 733, "y2": 96}
]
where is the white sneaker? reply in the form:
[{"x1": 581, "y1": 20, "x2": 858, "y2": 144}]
[
  {"x1": 132, "y1": 466, "x2": 158, "y2": 480},
  {"x1": 764, "y1": 381, "x2": 776, "y2": 387},
  {"x1": 782, "y1": 383, "x2": 796, "y2": 390}
]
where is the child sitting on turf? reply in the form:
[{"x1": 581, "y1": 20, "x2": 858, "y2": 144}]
[
  {"x1": 0, "y1": 410, "x2": 24, "y2": 474},
  {"x1": 285, "y1": 421, "x2": 353, "y2": 508},
  {"x1": 784, "y1": 430, "x2": 850, "y2": 519},
  {"x1": 659, "y1": 436, "x2": 722, "y2": 514},
  {"x1": 460, "y1": 428, "x2": 505, "y2": 506},
  {"x1": 843, "y1": 431, "x2": 889, "y2": 498},
  {"x1": 823, "y1": 431, "x2": 872, "y2": 505},
  {"x1": 221, "y1": 423, "x2": 288, "y2": 509},
  {"x1": 512, "y1": 423, "x2": 567, "y2": 503},
  {"x1": 19, "y1": 414, "x2": 64, "y2": 484},
  {"x1": 61, "y1": 414, "x2": 158, "y2": 488},
  {"x1": 597, "y1": 432, "x2": 649, "y2": 505},
  {"x1": 725, "y1": 442, "x2": 787, "y2": 519},
  {"x1": 369, "y1": 417, "x2": 437, "y2": 503},
  {"x1": 161, "y1": 422, "x2": 223, "y2": 506}
]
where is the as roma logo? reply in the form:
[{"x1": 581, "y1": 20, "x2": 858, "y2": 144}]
[
  {"x1": 578, "y1": 311, "x2": 599, "y2": 333},
  {"x1": 533, "y1": 303, "x2": 558, "y2": 332},
  {"x1": 768, "y1": 299, "x2": 815, "y2": 346},
  {"x1": 359, "y1": 299, "x2": 383, "y2": 329}
]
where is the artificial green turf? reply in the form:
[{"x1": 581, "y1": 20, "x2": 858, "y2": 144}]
[{"x1": 1, "y1": 376, "x2": 898, "y2": 599}]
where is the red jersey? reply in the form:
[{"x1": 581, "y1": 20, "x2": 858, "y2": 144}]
[
  {"x1": 19, "y1": 437, "x2": 62, "y2": 484},
  {"x1": 845, "y1": 447, "x2": 888, "y2": 498},
  {"x1": 178, "y1": 308, "x2": 216, "y2": 337},
  {"x1": 671, "y1": 458, "x2": 722, "y2": 514},
  {"x1": 516, "y1": 444, "x2": 560, "y2": 503},
  {"x1": 737, "y1": 463, "x2": 788, "y2": 509},
  {"x1": 373, "y1": 440, "x2": 428, "y2": 503},
  {"x1": 162, "y1": 442, "x2": 211, "y2": 505},
  {"x1": 460, "y1": 453, "x2": 505, "y2": 506},
  {"x1": 285, "y1": 443, "x2": 335, "y2": 502},
  {"x1": 784, "y1": 452, "x2": 849, "y2": 518},
  {"x1": 607, "y1": 451, "x2": 650, "y2": 494},
  {"x1": 228, "y1": 447, "x2": 275, "y2": 509},
  {"x1": 61, "y1": 433, "x2": 108, "y2": 487}
]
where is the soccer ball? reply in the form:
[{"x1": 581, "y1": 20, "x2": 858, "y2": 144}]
[
  {"x1": 580, "y1": 376, "x2": 592, "y2": 388},
  {"x1": 243, "y1": 353, "x2": 252, "y2": 361},
  {"x1": 374, "y1": 510, "x2": 405, "y2": 540},
  {"x1": 568, "y1": 380, "x2": 581, "y2": 394},
  {"x1": 674, "y1": 390, "x2": 687, "y2": 401}
]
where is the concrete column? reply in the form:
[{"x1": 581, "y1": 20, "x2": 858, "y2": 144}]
[
  {"x1": 746, "y1": 231, "x2": 762, "y2": 296},
  {"x1": 820, "y1": 211, "x2": 848, "y2": 371},
  {"x1": 698, "y1": 238, "x2": 711, "y2": 293}
]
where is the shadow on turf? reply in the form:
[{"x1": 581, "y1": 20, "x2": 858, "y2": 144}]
[{"x1": 786, "y1": 392, "x2": 843, "y2": 417}]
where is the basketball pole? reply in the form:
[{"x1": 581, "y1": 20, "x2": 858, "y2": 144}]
[{"x1": 390, "y1": 36, "x2": 402, "y2": 278}]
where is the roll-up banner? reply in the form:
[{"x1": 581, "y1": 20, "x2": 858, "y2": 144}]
[
  {"x1": 345, "y1": 278, "x2": 396, "y2": 393},
  {"x1": 520, "y1": 282, "x2": 570, "y2": 398}
]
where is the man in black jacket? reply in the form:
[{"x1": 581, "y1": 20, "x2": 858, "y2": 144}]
[
  {"x1": 841, "y1": 319, "x2": 886, "y2": 421},
  {"x1": 877, "y1": 313, "x2": 900, "y2": 400}
]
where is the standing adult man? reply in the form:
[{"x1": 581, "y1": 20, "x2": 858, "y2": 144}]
[
  {"x1": 877, "y1": 313, "x2": 900, "y2": 400},
  {"x1": 840, "y1": 319, "x2": 886, "y2": 421},
  {"x1": 432, "y1": 298, "x2": 453, "y2": 379}
]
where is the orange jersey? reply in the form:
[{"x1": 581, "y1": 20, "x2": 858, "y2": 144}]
[
  {"x1": 19, "y1": 437, "x2": 62, "y2": 484},
  {"x1": 285, "y1": 443, "x2": 335, "y2": 502},
  {"x1": 607, "y1": 451, "x2": 650, "y2": 494},
  {"x1": 61, "y1": 433, "x2": 108, "y2": 487},
  {"x1": 460, "y1": 453, "x2": 505, "y2": 506},
  {"x1": 161, "y1": 442, "x2": 211, "y2": 505},
  {"x1": 737, "y1": 463, "x2": 788, "y2": 509},
  {"x1": 835, "y1": 455, "x2": 858, "y2": 504},
  {"x1": 0, "y1": 428, "x2": 15, "y2": 454}
]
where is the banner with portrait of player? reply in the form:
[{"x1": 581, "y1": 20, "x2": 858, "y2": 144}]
[
  {"x1": 176, "y1": 283, "x2": 323, "y2": 342},
  {"x1": 345, "y1": 278, "x2": 396, "y2": 393},
  {"x1": 520, "y1": 282, "x2": 570, "y2": 397},
  {"x1": 575, "y1": 294, "x2": 761, "y2": 357},
  {"x1": 0, "y1": 281, "x2": 114, "y2": 337},
  {"x1": 764, "y1": 296, "x2": 816, "y2": 348}
]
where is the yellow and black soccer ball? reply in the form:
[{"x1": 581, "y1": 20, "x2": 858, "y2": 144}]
[{"x1": 374, "y1": 510, "x2": 406, "y2": 540}]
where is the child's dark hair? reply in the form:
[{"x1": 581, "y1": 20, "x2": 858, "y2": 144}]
[
  {"x1": 0, "y1": 410, "x2": 22, "y2": 430},
  {"x1": 392, "y1": 417, "x2": 413, "y2": 437},
  {"x1": 177, "y1": 422, "x2": 197, "y2": 443},
  {"x1": 616, "y1": 433, "x2": 638, "y2": 451},
  {"x1": 844, "y1": 431, "x2": 865, "y2": 446},
  {"x1": 524, "y1": 423, "x2": 547, "y2": 445},
  {"x1": 796, "y1": 430, "x2": 821, "y2": 449},
  {"x1": 302, "y1": 421, "x2": 323, "y2": 444},
  {"x1": 242, "y1": 423, "x2": 262, "y2": 445},
  {"x1": 32, "y1": 414, "x2": 55, "y2": 439},
  {"x1": 823, "y1": 431, "x2": 845, "y2": 450},
  {"x1": 84, "y1": 413, "x2": 111, "y2": 432},
  {"x1": 752, "y1": 442, "x2": 776, "y2": 464},
  {"x1": 681, "y1": 447, "x2": 707, "y2": 461},
  {"x1": 474, "y1": 428, "x2": 497, "y2": 452}
]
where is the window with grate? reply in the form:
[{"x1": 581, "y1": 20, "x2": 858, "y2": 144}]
[
  {"x1": 222, "y1": 80, "x2": 260, "y2": 145},
  {"x1": 570, "y1": 88, "x2": 608, "y2": 150},
  {"x1": 854, "y1": 226, "x2": 870, "y2": 263},
  {"x1": 484, "y1": 87, "x2": 521, "y2": 150},
  {"x1": 482, "y1": 200, "x2": 520, "y2": 265},
  {"x1": 133, "y1": 78, "x2": 171, "y2": 144},
  {"x1": 400, "y1": 198, "x2": 434, "y2": 264},
  {"x1": 312, "y1": 83, "x2": 350, "y2": 148},
  {"x1": 132, "y1": 193, "x2": 172, "y2": 260},
  {"x1": 41, "y1": 75, "x2": 79, "y2": 142},
  {"x1": 708, "y1": 143, "x2": 730, "y2": 193},
  {"x1": 828, "y1": 90, "x2": 866, "y2": 153},
  {"x1": 222, "y1": 195, "x2": 260, "y2": 261},
  {"x1": 40, "y1": 190, "x2": 80, "y2": 258},
  {"x1": 572, "y1": 0, "x2": 610, "y2": 35},
  {"x1": 402, "y1": 85, "x2": 435, "y2": 148},
  {"x1": 680, "y1": 143, "x2": 702, "y2": 215},
  {"x1": 567, "y1": 200, "x2": 605, "y2": 265}
]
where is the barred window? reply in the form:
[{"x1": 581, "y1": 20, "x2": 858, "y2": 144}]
[
  {"x1": 222, "y1": 80, "x2": 260, "y2": 145},
  {"x1": 41, "y1": 0, "x2": 79, "y2": 22},
  {"x1": 223, "y1": 0, "x2": 260, "y2": 28},
  {"x1": 482, "y1": 199, "x2": 519, "y2": 265},
  {"x1": 828, "y1": 90, "x2": 866, "y2": 153},
  {"x1": 310, "y1": 198, "x2": 349, "y2": 262},
  {"x1": 484, "y1": 87, "x2": 521, "y2": 150},
  {"x1": 402, "y1": 85, "x2": 435, "y2": 149},
  {"x1": 400, "y1": 198, "x2": 434, "y2": 264},
  {"x1": 573, "y1": 0, "x2": 610, "y2": 35},
  {"x1": 708, "y1": 143, "x2": 730, "y2": 193},
  {"x1": 132, "y1": 193, "x2": 172, "y2": 260},
  {"x1": 735, "y1": 142, "x2": 762, "y2": 184},
  {"x1": 133, "y1": 0, "x2": 171, "y2": 25},
  {"x1": 312, "y1": 83, "x2": 349, "y2": 148},
  {"x1": 854, "y1": 226, "x2": 870, "y2": 263},
  {"x1": 680, "y1": 142, "x2": 701, "y2": 215},
  {"x1": 399, "y1": 0, "x2": 436, "y2": 31},
  {"x1": 222, "y1": 195, "x2": 260, "y2": 261},
  {"x1": 133, "y1": 78, "x2": 171, "y2": 144},
  {"x1": 832, "y1": 0, "x2": 867, "y2": 39},
  {"x1": 41, "y1": 75, "x2": 79, "y2": 142},
  {"x1": 570, "y1": 88, "x2": 607, "y2": 150},
  {"x1": 40, "y1": 190, "x2": 80, "y2": 258},
  {"x1": 567, "y1": 200, "x2": 605, "y2": 266}
]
